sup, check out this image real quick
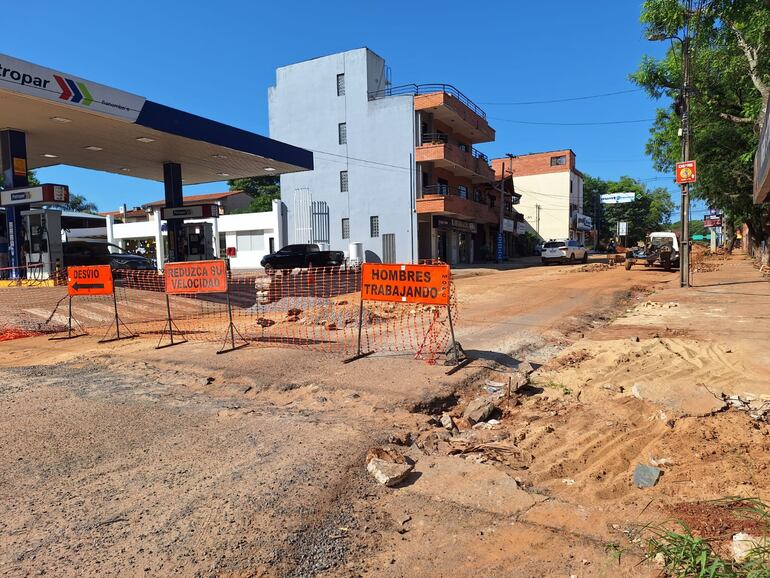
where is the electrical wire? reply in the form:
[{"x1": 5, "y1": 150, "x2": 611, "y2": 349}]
[
  {"x1": 479, "y1": 88, "x2": 643, "y2": 106},
  {"x1": 490, "y1": 117, "x2": 656, "y2": 126}
]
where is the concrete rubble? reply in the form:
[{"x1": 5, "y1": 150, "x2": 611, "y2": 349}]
[
  {"x1": 632, "y1": 463, "x2": 662, "y2": 488},
  {"x1": 463, "y1": 397, "x2": 496, "y2": 424},
  {"x1": 366, "y1": 448, "x2": 414, "y2": 487}
]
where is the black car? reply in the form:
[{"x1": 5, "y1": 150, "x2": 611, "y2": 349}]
[
  {"x1": 260, "y1": 244, "x2": 345, "y2": 271},
  {"x1": 63, "y1": 241, "x2": 155, "y2": 271}
]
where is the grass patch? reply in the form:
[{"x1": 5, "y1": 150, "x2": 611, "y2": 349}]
[{"x1": 643, "y1": 498, "x2": 770, "y2": 577}]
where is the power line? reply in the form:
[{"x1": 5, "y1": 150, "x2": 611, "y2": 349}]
[
  {"x1": 479, "y1": 88, "x2": 643, "y2": 106},
  {"x1": 490, "y1": 117, "x2": 655, "y2": 126}
]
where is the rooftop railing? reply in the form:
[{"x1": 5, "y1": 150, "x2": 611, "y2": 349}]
[{"x1": 369, "y1": 83, "x2": 487, "y2": 120}]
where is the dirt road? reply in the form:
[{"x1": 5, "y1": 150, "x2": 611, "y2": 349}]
[{"x1": 5, "y1": 257, "x2": 760, "y2": 576}]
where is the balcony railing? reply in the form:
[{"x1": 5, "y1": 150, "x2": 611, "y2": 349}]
[
  {"x1": 369, "y1": 83, "x2": 487, "y2": 120},
  {"x1": 471, "y1": 147, "x2": 489, "y2": 163},
  {"x1": 421, "y1": 132, "x2": 449, "y2": 145}
]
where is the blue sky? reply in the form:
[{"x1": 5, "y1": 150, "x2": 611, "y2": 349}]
[{"x1": 3, "y1": 0, "x2": 704, "y2": 220}]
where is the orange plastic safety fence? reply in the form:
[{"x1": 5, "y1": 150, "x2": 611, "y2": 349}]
[{"x1": 0, "y1": 265, "x2": 457, "y2": 362}]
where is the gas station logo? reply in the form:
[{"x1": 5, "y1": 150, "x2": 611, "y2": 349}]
[{"x1": 53, "y1": 74, "x2": 93, "y2": 106}]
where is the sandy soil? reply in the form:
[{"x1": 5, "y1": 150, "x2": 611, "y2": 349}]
[{"x1": 1, "y1": 255, "x2": 767, "y2": 576}]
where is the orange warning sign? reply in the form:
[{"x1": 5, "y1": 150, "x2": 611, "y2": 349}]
[
  {"x1": 165, "y1": 259, "x2": 228, "y2": 294},
  {"x1": 67, "y1": 265, "x2": 114, "y2": 296},
  {"x1": 676, "y1": 161, "x2": 697, "y2": 184},
  {"x1": 361, "y1": 263, "x2": 450, "y2": 305}
]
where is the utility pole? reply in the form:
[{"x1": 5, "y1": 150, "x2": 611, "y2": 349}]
[
  {"x1": 680, "y1": 0, "x2": 693, "y2": 288},
  {"x1": 535, "y1": 204, "x2": 541, "y2": 235}
]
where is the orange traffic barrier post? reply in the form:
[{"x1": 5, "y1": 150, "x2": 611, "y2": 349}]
[
  {"x1": 66, "y1": 265, "x2": 137, "y2": 344},
  {"x1": 344, "y1": 263, "x2": 464, "y2": 369},
  {"x1": 162, "y1": 259, "x2": 246, "y2": 354},
  {"x1": 48, "y1": 294, "x2": 87, "y2": 341}
]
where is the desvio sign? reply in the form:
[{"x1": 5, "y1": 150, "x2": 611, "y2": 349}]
[
  {"x1": 165, "y1": 260, "x2": 228, "y2": 294},
  {"x1": 361, "y1": 263, "x2": 450, "y2": 306},
  {"x1": 67, "y1": 265, "x2": 114, "y2": 296}
]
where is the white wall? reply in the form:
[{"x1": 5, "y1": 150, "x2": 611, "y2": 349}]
[
  {"x1": 269, "y1": 48, "x2": 417, "y2": 263},
  {"x1": 111, "y1": 200, "x2": 284, "y2": 270},
  {"x1": 513, "y1": 172, "x2": 571, "y2": 241},
  {"x1": 216, "y1": 202, "x2": 282, "y2": 269}
]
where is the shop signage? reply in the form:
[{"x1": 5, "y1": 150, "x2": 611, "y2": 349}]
[
  {"x1": 165, "y1": 259, "x2": 228, "y2": 294},
  {"x1": 502, "y1": 218, "x2": 515, "y2": 233},
  {"x1": 574, "y1": 213, "x2": 593, "y2": 231},
  {"x1": 0, "y1": 53, "x2": 146, "y2": 122},
  {"x1": 0, "y1": 184, "x2": 69, "y2": 206},
  {"x1": 617, "y1": 221, "x2": 628, "y2": 236},
  {"x1": 160, "y1": 204, "x2": 220, "y2": 220},
  {"x1": 67, "y1": 265, "x2": 114, "y2": 296},
  {"x1": 433, "y1": 216, "x2": 477, "y2": 234},
  {"x1": 600, "y1": 192, "x2": 636, "y2": 204},
  {"x1": 704, "y1": 215, "x2": 722, "y2": 228},
  {"x1": 361, "y1": 263, "x2": 450, "y2": 306},
  {"x1": 676, "y1": 161, "x2": 697, "y2": 184}
]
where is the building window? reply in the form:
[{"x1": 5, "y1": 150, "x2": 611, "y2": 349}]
[
  {"x1": 340, "y1": 170, "x2": 348, "y2": 192},
  {"x1": 336, "y1": 73, "x2": 345, "y2": 96},
  {"x1": 370, "y1": 216, "x2": 380, "y2": 238},
  {"x1": 458, "y1": 142, "x2": 469, "y2": 152},
  {"x1": 550, "y1": 155, "x2": 567, "y2": 166},
  {"x1": 458, "y1": 185, "x2": 468, "y2": 199},
  {"x1": 474, "y1": 189, "x2": 482, "y2": 203},
  {"x1": 341, "y1": 218, "x2": 350, "y2": 239},
  {"x1": 338, "y1": 122, "x2": 347, "y2": 145}
]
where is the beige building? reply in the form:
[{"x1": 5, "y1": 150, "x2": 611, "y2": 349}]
[{"x1": 492, "y1": 150, "x2": 589, "y2": 244}]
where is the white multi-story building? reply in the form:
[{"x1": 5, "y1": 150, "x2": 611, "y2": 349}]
[
  {"x1": 269, "y1": 48, "x2": 516, "y2": 265},
  {"x1": 493, "y1": 150, "x2": 590, "y2": 245}
]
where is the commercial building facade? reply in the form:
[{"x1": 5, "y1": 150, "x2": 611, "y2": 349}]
[
  {"x1": 492, "y1": 150, "x2": 589, "y2": 244},
  {"x1": 269, "y1": 48, "x2": 518, "y2": 265}
]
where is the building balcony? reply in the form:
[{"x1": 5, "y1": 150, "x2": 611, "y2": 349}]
[
  {"x1": 369, "y1": 84, "x2": 495, "y2": 143},
  {"x1": 417, "y1": 185, "x2": 499, "y2": 224},
  {"x1": 416, "y1": 142, "x2": 495, "y2": 183}
]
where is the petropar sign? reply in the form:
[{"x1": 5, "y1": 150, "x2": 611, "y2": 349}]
[{"x1": 0, "y1": 53, "x2": 146, "y2": 122}]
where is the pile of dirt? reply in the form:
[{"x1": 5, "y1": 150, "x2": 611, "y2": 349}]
[
  {"x1": 572, "y1": 263, "x2": 611, "y2": 273},
  {"x1": 668, "y1": 500, "x2": 769, "y2": 542}
]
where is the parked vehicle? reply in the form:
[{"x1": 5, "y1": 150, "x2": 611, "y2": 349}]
[
  {"x1": 625, "y1": 232, "x2": 680, "y2": 271},
  {"x1": 260, "y1": 244, "x2": 345, "y2": 271},
  {"x1": 63, "y1": 240, "x2": 155, "y2": 270},
  {"x1": 541, "y1": 240, "x2": 588, "y2": 265}
]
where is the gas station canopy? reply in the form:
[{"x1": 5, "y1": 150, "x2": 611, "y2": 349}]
[{"x1": 0, "y1": 53, "x2": 313, "y2": 183}]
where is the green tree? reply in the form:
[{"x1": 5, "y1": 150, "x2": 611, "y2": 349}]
[
  {"x1": 0, "y1": 170, "x2": 39, "y2": 189},
  {"x1": 631, "y1": 0, "x2": 770, "y2": 252},
  {"x1": 65, "y1": 194, "x2": 98, "y2": 213},
  {"x1": 583, "y1": 174, "x2": 675, "y2": 244},
  {"x1": 228, "y1": 176, "x2": 280, "y2": 213}
]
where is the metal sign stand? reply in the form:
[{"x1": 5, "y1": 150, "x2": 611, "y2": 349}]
[
  {"x1": 444, "y1": 303, "x2": 471, "y2": 375},
  {"x1": 49, "y1": 296, "x2": 87, "y2": 340},
  {"x1": 99, "y1": 290, "x2": 137, "y2": 343},
  {"x1": 216, "y1": 292, "x2": 248, "y2": 354},
  {"x1": 343, "y1": 299, "x2": 374, "y2": 364},
  {"x1": 156, "y1": 293, "x2": 188, "y2": 349}
]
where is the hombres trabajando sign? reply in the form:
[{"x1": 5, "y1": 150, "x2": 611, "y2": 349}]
[{"x1": 361, "y1": 263, "x2": 450, "y2": 306}]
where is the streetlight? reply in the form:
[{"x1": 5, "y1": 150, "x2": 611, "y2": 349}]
[{"x1": 647, "y1": 2, "x2": 694, "y2": 288}]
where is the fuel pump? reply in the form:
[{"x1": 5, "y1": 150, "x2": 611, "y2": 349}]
[
  {"x1": 0, "y1": 209, "x2": 8, "y2": 272},
  {"x1": 20, "y1": 208, "x2": 63, "y2": 279},
  {"x1": 181, "y1": 222, "x2": 214, "y2": 261}
]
